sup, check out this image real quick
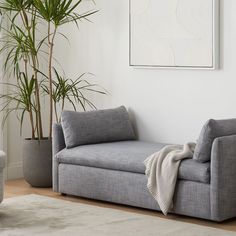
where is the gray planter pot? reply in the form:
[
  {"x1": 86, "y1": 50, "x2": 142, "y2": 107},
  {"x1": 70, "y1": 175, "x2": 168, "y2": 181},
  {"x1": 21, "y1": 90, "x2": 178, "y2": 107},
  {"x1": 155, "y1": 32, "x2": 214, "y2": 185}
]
[{"x1": 23, "y1": 139, "x2": 52, "y2": 187}]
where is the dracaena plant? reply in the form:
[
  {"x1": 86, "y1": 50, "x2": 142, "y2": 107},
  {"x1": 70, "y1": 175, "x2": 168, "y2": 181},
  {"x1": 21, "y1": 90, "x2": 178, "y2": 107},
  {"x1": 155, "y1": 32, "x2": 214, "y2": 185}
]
[
  {"x1": 41, "y1": 68, "x2": 106, "y2": 123},
  {"x1": 0, "y1": 0, "x2": 105, "y2": 140}
]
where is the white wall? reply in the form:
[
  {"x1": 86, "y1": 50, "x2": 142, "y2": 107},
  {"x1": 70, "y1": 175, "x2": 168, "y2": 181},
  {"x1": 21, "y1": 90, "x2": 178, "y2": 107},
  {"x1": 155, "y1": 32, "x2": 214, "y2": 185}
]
[
  {"x1": 55, "y1": 0, "x2": 236, "y2": 144},
  {"x1": 6, "y1": 0, "x2": 236, "y2": 178}
]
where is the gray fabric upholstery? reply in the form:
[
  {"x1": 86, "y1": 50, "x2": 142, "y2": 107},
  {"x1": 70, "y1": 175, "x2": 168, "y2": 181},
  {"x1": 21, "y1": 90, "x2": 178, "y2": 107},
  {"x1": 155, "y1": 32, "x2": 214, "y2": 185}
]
[
  {"x1": 53, "y1": 156, "x2": 59, "y2": 192},
  {"x1": 178, "y1": 159, "x2": 210, "y2": 184},
  {"x1": 211, "y1": 135, "x2": 236, "y2": 221},
  {"x1": 58, "y1": 164, "x2": 211, "y2": 220},
  {"x1": 57, "y1": 141, "x2": 210, "y2": 184},
  {"x1": 61, "y1": 106, "x2": 136, "y2": 148},
  {"x1": 52, "y1": 119, "x2": 236, "y2": 221},
  {"x1": 173, "y1": 181, "x2": 210, "y2": 219},
  {"x1": 52, "y1": 124, "x2": 65, "y2": 192},
  {"x1": 194, "y1": 118, "x2": 236, "y2": 162},
  {"x1": 52, "y1": 123, "x2": 66, "y2": 157},
  {"x1": 57, "y1": 141, "x2": 165, "y2": 174}
]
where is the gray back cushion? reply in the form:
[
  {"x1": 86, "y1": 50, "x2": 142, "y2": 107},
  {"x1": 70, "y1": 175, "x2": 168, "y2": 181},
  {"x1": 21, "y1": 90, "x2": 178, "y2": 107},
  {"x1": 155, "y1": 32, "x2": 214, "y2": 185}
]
[
  {"x1": 61, "y1": 106, "x2": 136, "y2": 148},
  {"x1": 193, "y1": 119, "x2": 236, "y2": 162}
]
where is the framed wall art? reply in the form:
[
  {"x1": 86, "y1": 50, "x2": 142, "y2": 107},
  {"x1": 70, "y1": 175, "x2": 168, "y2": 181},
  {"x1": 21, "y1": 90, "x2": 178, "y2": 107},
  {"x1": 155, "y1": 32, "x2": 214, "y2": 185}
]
[{"x1": 129, "y1": 0, "x2": 219, "y2": 69}]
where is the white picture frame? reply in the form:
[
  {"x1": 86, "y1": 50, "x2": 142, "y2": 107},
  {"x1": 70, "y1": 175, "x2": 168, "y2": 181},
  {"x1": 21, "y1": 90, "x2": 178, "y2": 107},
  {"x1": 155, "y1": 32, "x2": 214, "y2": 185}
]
[{"x1": 129, "y1": 0, "x2": 220, "y2": 69}]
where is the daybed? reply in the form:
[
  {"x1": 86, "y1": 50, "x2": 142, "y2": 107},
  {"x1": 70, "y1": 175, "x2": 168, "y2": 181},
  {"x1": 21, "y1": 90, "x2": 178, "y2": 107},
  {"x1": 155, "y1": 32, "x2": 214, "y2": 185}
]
[{"x1": 53, "y1": 106, "x2": 236, "y2": 222}]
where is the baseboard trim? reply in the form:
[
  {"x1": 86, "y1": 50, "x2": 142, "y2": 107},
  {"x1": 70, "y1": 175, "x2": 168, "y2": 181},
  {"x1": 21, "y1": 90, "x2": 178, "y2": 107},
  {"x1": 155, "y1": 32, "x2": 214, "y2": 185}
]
[{"x1": 7, "y1": 162, "x2": 23, "y2": 180}]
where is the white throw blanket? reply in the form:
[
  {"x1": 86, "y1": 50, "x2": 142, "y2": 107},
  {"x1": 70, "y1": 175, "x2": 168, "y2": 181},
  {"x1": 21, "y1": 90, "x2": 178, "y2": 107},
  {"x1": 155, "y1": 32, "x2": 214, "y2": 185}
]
[{"x1": 144, "y1": 143, "x2": 196, "y2": 215}]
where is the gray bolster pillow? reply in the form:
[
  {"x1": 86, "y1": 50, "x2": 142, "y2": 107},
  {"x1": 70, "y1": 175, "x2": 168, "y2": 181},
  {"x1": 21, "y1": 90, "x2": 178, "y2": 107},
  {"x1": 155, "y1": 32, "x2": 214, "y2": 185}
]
[
  {"x1": 194, "y1": 118, "x2": 236, "y2": 162},
  {"x1": 61, "y1": 106, "x2": 136, "y2": 148}
]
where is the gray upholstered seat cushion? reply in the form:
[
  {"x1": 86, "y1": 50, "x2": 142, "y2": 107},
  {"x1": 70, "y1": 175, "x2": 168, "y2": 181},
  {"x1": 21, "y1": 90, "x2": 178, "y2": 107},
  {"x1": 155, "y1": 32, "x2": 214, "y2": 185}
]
[
  {"x1": 61, "y1": 106, "x2": 136, "y2": 148},
  {"x1": 194, "y1": 118, "x2": 236, "y2": 162},
  {"x1": 57, "y1": 141, "x2": 210, "y2": 184}
]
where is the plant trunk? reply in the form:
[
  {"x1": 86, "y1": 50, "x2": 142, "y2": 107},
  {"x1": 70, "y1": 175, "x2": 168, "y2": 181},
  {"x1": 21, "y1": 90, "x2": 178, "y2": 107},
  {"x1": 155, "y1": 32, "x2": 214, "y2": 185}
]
[
  {"x1": 62, "y1": 98, "x2": 65, "y2": 111},
  {"x1": 24, "y1": 58, "x2": 35, "y2": 139},
  {"x1": 48, "y1": 24, "x2": 57, "y2": 139},
  {"x1": 30, "y1": 29, "x2": 43, "y2": 139},
  {"x1": 29, "y1": 110, "x2": 35, "y2": 139},
  {"x1": 48, "y1": 45, "x2": 53, "y2": 139},
  {"x1": 54, "y1": 101, "x2": 59, "y2": 124},
  {"x1": 21, "y1": 10, "x2": 43, "y2": 140},
  {"x1": 33, "y1": 67, "x2": 43, "y2": 139}
]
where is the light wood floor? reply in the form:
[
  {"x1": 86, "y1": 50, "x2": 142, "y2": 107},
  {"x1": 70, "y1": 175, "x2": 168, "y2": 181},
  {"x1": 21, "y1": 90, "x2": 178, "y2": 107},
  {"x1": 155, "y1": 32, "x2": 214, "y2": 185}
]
[{"x1": 4, "y1": 179, "x2": 236, "y2": 232}]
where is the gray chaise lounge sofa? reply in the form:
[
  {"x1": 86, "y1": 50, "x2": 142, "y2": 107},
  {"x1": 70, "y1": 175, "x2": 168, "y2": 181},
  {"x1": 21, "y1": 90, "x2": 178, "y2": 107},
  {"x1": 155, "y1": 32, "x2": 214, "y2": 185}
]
[{"x1": 53, "y1": 106, "x2": 236, "y2": 222}]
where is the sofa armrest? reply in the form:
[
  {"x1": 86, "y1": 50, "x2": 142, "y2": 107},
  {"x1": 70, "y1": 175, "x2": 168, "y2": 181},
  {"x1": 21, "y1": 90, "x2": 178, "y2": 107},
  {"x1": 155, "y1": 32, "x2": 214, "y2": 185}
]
[
  {"x1": 52, "y1": 123, "x2": 65, "y2": 192},
  {"x1": 52, "y1": 123, "x2": 66, "y2": 156},
  {"x1": 210, "y1": 135, "x2": 236, "y2": 221}
]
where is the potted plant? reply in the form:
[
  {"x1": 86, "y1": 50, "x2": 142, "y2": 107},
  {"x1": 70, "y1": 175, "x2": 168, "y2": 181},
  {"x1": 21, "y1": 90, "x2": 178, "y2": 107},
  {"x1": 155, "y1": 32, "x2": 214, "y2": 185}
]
[{"x1": 0, "y1": 0, "x2": 106, "y2": 187}]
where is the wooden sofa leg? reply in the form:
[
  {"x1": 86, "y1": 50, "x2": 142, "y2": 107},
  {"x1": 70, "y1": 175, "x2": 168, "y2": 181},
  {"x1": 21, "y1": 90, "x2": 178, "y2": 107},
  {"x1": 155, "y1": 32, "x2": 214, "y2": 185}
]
[{"x1": 61, "y1": 193, "x2": 67, "y2": 196}]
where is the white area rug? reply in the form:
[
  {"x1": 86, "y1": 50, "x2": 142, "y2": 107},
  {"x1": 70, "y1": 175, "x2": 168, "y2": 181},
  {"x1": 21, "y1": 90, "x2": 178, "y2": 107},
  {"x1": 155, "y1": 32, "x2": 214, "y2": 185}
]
[{"x1": 0, "y1": 194, "x2": 235, "y2": 236}]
